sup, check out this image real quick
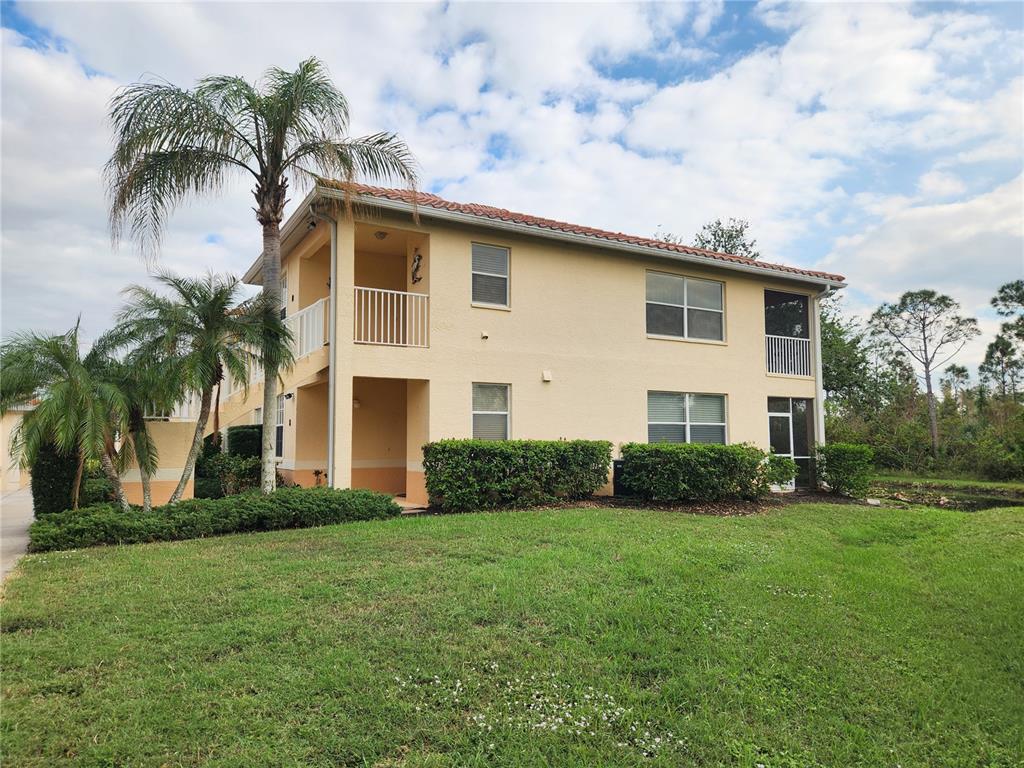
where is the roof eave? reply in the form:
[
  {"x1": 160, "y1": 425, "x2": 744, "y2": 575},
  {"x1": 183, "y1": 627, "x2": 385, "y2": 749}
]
[{"x1": 244, "y1": 185, "x2": 847, "y2": 291}]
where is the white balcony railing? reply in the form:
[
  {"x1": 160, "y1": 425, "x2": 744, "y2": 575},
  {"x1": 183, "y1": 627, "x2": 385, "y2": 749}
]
[
  {"x1": 766, "y1": 335, "x2": 812, "y2": 377},
  {"x1": 354, "y1": 286, "x2": 429, "y2": 348},
  {"x1": 286, "y1": 297, "x2": 330, "y2": 359},
  {"x1": 144, "y1": 394, "x2": 199, "y2": 421}
]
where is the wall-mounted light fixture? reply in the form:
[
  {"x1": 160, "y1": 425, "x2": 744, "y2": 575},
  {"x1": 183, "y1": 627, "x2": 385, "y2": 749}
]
[
  {"x1": 374, "y1": 230, "x2": 389, "y2": 240},
  {"x1": 284, "y1": 392, "x2": 294, "y2": 400}
]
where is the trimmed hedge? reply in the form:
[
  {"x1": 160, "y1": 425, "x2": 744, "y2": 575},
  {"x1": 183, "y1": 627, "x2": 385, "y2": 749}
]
[
  {"x1": 30, "y1": 443, "x2": 79, "y2": 516},
  {"x1": 193, "y1": 476, "x2": 224, "y2": 499},
  {"x1": 817, "y1": 443, "x2": 875, "y2": 498},
  {"x1": 619, "y1": 443, "x2": 796, "y2": 502},
  {"x1": 226, "y1": 425, "x2": 261, "y2": 458},
  {"x1": 28, "y1": 487, "x2": 401, "y2": 553},
  {"x1": 79, "y1": 476, "x2": 114, "y2": 506},
  {"x1": 422, "y1": 439, "x2": 613, "y2": 512}
]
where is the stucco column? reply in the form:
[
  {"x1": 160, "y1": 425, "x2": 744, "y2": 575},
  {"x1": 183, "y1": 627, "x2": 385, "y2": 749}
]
[
  {"x1": 405, "y1": 379, "x2": 430, "y2": 505},
  {"x1": 330, "y1": 215, "x2": 355, "y2": 488}
]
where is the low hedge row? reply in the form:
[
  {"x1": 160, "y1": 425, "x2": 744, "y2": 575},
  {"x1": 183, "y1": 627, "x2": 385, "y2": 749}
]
[
  {"x1": 619, "y1": 443, "x2": 797, "y2": 502},
  {"x1": 817, "y1": 443, "x2": 875, "y2": 498},
  {"x1": 422, "y1": 439, "x2": 612, "y2": 512},
  {"x1": 28, "y1": 487, "x2": 401, "y2": 553}
]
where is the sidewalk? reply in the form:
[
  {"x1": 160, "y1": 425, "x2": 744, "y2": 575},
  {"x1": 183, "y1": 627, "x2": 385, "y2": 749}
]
[{"x1": 1, "y1": 488, "x2": 34, "y2": 581}]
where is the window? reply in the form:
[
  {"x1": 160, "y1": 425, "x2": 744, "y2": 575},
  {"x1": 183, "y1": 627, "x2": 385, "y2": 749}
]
[
  {"x1": 768, "y1": 397, "x2": 815, "y2": 488},
  {"x1": 279, "y1": 274, "x2": 288, "y2": 320},
  {"x1": 764, "y1": 290, "x2": 809, "y2": 338},
  {"x1": 472, "y1": 243, "x2": 509, "y2": 306},
  {"x1": 472, "y1": 383, "x2": 509, "y2": 440},
  {"x1": 253, "y1": 407, "x2": 262, "y2": 425},
  {"x1": 646, "y1": 272, "x2": 724, "y2": 341},
  {"x1": 647, "y1": 391, "x2": 726, "y2": 444},
  {"x1": 275, "y1": 395, "x2": 285, "y2": 457}
]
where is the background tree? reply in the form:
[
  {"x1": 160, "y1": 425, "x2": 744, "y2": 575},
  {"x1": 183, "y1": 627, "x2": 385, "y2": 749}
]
[
  {"x1": 992, "y1": 280, "x2": 1024, "y2": 343},
  {"x1": 106, "y1": 57, "x2": 418, "y2": 493},
  {"x1": 979, "y1": 335, "x2": 1022, "y2": 399},
  {"x1": 820, "y1": 297, "x2": 869, "y2": 407},
  {"x1": 0, "y1": 323, "x2": 131, "y2": 511},
  {"x1": 654, "y1": 217, "x2": 760, "y2": 259},
  {"x1": 869, "y1": 290, "x2": 980, "y2": 457},
  {"x1": 940, "y1": 364, "x2": 970, "y2": 411},
  {"x1": 693, "y1": 217, "x2": 760, "y2": 259},
  {"x1": 116, "y1": 273, "x2": 290, "y2": 503}
]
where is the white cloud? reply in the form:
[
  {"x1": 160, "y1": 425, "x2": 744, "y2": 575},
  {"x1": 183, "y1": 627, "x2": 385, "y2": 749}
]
[{"x1": 1, "y1": 0, "x2": 1021, "y2": 379}]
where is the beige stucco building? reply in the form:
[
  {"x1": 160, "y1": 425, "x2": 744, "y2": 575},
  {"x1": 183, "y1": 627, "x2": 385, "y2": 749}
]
[{"x1": 214, "y1": 184, "x2": 846, "y2": 505}]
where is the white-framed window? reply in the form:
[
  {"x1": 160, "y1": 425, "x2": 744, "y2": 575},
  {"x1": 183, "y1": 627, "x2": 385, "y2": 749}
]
[
  {"x1": 472, "y1": 243, "x2": 509, "y2": 307},
  {"x1": 275, "y1": 394, "x2": 285, "y2": 457},
  {"x1": 647, "y1": 391, "x2": 727, "y2": 444},
  {"x1": 279, "y1": 274, "x2": 288, "y2": 319},
  {"x1": 472, "y1": 383, "x2": 510, "y2": 440},
  {"x1": 646, "y1": 271, "x2": 724, "y2": 341}
]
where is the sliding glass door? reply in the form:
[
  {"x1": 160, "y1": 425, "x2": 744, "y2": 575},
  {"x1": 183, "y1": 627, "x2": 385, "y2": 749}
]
[{"x1": 768, "y1": 397, "x2": 815, "y2": 488}]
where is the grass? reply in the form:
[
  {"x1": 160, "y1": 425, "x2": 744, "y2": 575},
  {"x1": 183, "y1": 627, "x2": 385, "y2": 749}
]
[
  {"x1": 3, "y1": 504, "x2": 1023, "y2": 766},
  {"x1": 873, "y1": 472, "x2": 1024, "y2": 494}
]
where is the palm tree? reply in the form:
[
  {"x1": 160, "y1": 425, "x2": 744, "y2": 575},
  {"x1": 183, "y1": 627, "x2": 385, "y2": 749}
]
[
  {"x1": 0, "y1": 322, "x2": 132, "y2": 512},
  {"x1": 105, "y1": 57, "x2": 418, "y2": 493},
  {"x1": 94, "y1": 344, "x2": 178, "y2": 512},
  {"x1": 116, "y1": 272, "x2": 291, "y2": 503}
]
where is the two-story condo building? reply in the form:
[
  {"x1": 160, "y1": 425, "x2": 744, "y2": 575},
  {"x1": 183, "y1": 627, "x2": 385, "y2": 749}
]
[{"x1": 214, "y1": 183, "x2": 846, "y2": 506}]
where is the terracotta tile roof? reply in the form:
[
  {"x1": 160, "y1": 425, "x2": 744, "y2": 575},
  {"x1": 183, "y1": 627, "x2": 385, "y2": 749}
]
[{"x1": 321, "y1": 181, "x2": 846, "y2": 284}]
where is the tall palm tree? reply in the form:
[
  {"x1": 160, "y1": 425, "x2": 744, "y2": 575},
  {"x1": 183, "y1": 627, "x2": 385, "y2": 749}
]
[
  {"x1": 116, "y1": 272, "x2": 291, "y2": 503},
  {"x1": 105, "y1": 57, "x2": 418, "y2": 492},
  {"x1": 0, "y1": 322, "x2": 132, "y2": 512}
]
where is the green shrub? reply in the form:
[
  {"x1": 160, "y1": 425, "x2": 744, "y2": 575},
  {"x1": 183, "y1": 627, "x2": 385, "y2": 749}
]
[
  {"x1": 619, "y1": 443, "x2": 790, "y2": 502},
  {"x1": 817, "y1": 443, "x2": 875, "y2": 498},
  {"x1": 30, "y1": 443, "x2": 79, "y2": 516},
  {"x1": 27, "y1": 487, "x2": 401, "y2": 552},
  {"x1": 209, "y1": 453, "x2": 261, "y2": 496},
  {"x1": 79, "y1": 476, "x2": 114, "y2": 506},
  {"x1": 766, "y1": 453, "x2": 799, "y2": 487},
  {"x1": 422, "y1": 439, "x2": 612, "y2": 512},
  {"x1": 195, "y1": 434, "x2": 222, "y2": 479},
  {"x1": 193, "y1": 476, "x2": 224, "y2": 499},
  {"x1": 226, "y1": 425, "x2": 262, "y2": 458}
]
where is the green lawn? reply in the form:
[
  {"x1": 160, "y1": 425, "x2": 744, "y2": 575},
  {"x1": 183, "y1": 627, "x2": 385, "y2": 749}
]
[
  {"x1": 3, "y1": 504, "x2": 1023, "y2": 767},
  {"x1": 873, "y1": 472, "x2": 1024, "y2": 495}
]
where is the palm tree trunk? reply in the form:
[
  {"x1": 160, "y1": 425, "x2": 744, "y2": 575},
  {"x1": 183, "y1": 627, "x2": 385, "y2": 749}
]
[
  {"x1": 212, "y1": 379, "x2": 222, "y2": 445},
  {"x1": 168, "y1": 386, "x2": 213, "y2": 503},
  {"x1": 260, "y1": 219, "x2": 283, "y2": 495},
  {"x1": 99, "y1": 452, "x2": 131, "y2": 513},
  {"x1": 71, "y1": 452, "x2": 85, "y2": 510},
  {"x1": 140, "y1": 464, "x2": 152, "y2": 512}
]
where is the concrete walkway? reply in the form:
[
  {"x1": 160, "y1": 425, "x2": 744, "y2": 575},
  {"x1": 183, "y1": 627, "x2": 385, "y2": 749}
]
[{"x1": 1, "y1": 488, "x2": 34, "y2": 581}]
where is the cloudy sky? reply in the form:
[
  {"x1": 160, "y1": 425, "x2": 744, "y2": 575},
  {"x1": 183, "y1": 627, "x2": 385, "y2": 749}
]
[{"x1": 1, "y1": 1, "x2": 1021, "y2": 373}]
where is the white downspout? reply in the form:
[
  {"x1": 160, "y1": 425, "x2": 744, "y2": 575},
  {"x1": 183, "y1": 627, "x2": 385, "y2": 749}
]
[
  {"x1": 812, "y1": 288, "x2": 831, "y2": 447},
  {"x1": 310, "y1": 205, "x2": 338, "y2": 486}
]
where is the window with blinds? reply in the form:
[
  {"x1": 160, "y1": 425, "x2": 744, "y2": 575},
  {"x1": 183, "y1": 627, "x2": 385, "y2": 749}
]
[
  {"x1": 647, "y1": 391, "x2": 726, "y2": 444},
  {"x1": 646, "y1": 271, "x2": 724, "y2": 341},
  {"x1": 472, "y1": 243, "x2": 509, "y2": 306},
  {"x1": 472, "y1": 383, "x2": 509, "y2": 440}
]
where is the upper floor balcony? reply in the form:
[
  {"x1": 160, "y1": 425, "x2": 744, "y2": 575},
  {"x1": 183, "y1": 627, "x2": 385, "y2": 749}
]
[
  {"x1": 353, "y1": 286, "x2": 429, "y2": 348},
  {"x1": 764, "y1": 289, "x2": 813, "y2": 377}
]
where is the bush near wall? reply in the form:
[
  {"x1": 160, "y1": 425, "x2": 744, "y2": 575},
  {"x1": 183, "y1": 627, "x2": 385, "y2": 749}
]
[
  {"x1": 30, "y1": 443, "x2": 79, "y2": 516},
  {"x1": 619, "y1": 443, "x2": 796, "y2": 503},
  {"x1": 422, "y1": 440, "x2": 613, "y2": 513},
  {"x1": 226, "y1": 425, "x2": 262, "y2": 458},
  {"x1": 28, "y1": 487, "x2": 401, "y2": 552},
  {"x1": 817, "y1": 443, "x2": 875, "y2": 498}
]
